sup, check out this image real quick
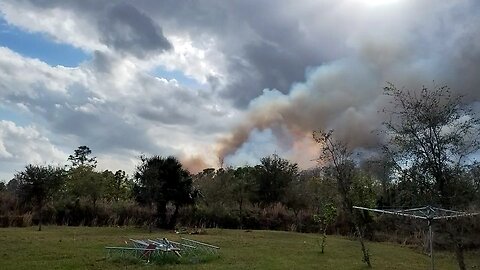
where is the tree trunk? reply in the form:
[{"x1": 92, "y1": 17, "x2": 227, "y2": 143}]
[
  {"x1": 454, "y1": 240, "x2": 466, "y2": 270},
  {"x1": 157, "y1": 201, "x2": 167, "y2": 229},
  {"x1": 148, "y1": 203, "x2": 153, "y2": 233},
  {"x1": 92, "y1": 195, "x2": 97, "y2": 211},
  {"x1": 239, "y1": 198, "x2": 244, "y2": 229},
  {"x1": 447, "y1": 222, "x2": 467, "y2": 270},
  {"x1": 168, "y1": 204, "x2": 179, "y2": 229},
  {"x1": 38, "y1": 203, "x2": 43, "y2": 232},
  {"x1": 321, "y1": 224, "x2": 327, "y2": 253},
  {"x1": 355, "y1": 224, "x2": 371, "y2": 267},
  {"x1": 350, "y1": 211, "x2": 372, "y2": 267},
  {"x1": 340, "y1": 186, "x2": 371, "y2": 267},
  {"x1": 449, "y1": 229, "x2": 466, "y2": 270}
]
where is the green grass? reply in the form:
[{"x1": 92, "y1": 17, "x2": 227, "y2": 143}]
[{"x1": 0, "y1": 226, "x2": 479, "y2": 269}]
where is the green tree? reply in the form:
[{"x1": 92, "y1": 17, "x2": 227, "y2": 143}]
[
  {"x1": 133, "y1": 155, "x2": 195, "y2": 229},
  {"x1": 254, "y1": 154, "x2": 298, "y2": 205},
  {"x1": 383, "y1": 83, "x2": 480, "y2": 270},
  {"x1": 383, "y1": 83, "x2": 480, "y2": 207},
  {"x1": 66, "y1": 146, "x2": 104, "y2": 209},
  {"x1": 193, "y1": 168, "x2": 228, "y2": 208},
  {"x1": 313, "y1": 202, "x2": 337, "y2": 254},
  {"x1": 16, "y1": 164, "x2": 65, "y2": 231},
  {"x1": 67, "y1": 166, "x2": 104, "y2": 209},
  {"x1": 68, "y1": 146, "x2": 97, "y2": 168},
  {"x1": 103, "y1": 170, "x2": 131, "y2": 202},
  {"x1": 6, "y1": 178, "x2": 20, "y2": 198},
  {"x1": 360, "y1": 154, "x2": 395, "y2": 207},
  {"x1": 300, "y1": 169, "x2": 339, "y2": 214},
  {"x1": 284, "y1": 175, "x2": 311, "y2": 230},
  {"x1": 466, "y1": 163, "x2": 480, "y2": 207},
  {"x1": 232, "y1": 166, "x2": 255, "y2": 217}
]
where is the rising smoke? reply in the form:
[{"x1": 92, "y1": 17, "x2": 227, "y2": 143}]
[{"x1": 217, "y1": 0, "x2": 480, "y2": 168}]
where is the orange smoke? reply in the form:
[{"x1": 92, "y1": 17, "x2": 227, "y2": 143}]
[{"x1": 181, "y1": 155, "x2": 212, "y2": 174}]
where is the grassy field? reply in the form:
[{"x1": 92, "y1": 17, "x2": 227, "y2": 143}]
[{"x1": 0, "y1": 226, "x2": 479, "y2": 269}]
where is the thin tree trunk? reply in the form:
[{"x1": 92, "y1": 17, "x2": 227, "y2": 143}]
[
  {"x1": 349, "y1": 204, "x2": 371, "y2": 267},
  {"x1": 239, "y1": 198, "x2": 243, "y2": 229},
  {"x1": 447, "y1": 222, "x2": 466, "y2": 270},
  {"x1": 321, "y1": 224, "x2": 327, "y2": 253},
  {"x1": 38, "y1": 213, "x2": 42, "y2": 231},
  {"x1": 148, "y1": 202, "x2": 153, "y2": 233},
  {"x1": 38, "y1": 202, "x2": 43, "y2": 231},
  {"x1": 355, "y1": 224, "x2": 371, "y2": 267},
  {"x1": 168, "y1": 204, "x2": 179, "y2": 229},
  {"x1": 449, "y1": 230, "x2": 466, "y2": 270},
  {"x1": 454, "y1": 240, "x2": 466, "y2": 270},
  {"x1": 157, "y1": 201, "x2": 167, "y2": 229}
]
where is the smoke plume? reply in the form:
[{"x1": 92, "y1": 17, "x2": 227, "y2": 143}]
[{"x1": 217, "y1": 0, "x2": 480, "y2": 167}]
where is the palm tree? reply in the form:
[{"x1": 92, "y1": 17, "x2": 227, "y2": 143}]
[{"x1": 133, "y1": 155, "x2": 195, "y2": 229}]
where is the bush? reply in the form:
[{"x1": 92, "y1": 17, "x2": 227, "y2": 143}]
[
  {"x1": 176, "y1": 202, "x2": 318, "y2": 232},
  {"x1": 0, "y1": 213, "x2": 33, "y2": 227}
]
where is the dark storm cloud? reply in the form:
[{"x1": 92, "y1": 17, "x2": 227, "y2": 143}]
[
  {"x1": 99, "y1": 3, "x2": 172, "y2": 58},
  {"x1": 10, "y1": 0, "x2": 172, "y2": 58},
  {"x1": 91, "y1": 51, "x2": 114, "y2": 73},
  {"x1": 132, "y1": 0, "x2": 348, "y2": 107},
  {"x1": 216, "y1": 0, "x2": 480, "y2": 162},
  {"x1": 216, "y1": 2, "x2": 333, "y2": 107},
  {"x1": 6, "y1": 0, "x2": 332, "y2": 106},
  {"x1": 223, "y1": 41, "x2": 319, "y2": 107}
]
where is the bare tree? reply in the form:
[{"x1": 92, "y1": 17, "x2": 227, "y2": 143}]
[
  {"x1": 383, "y1": 83, "x2": 480, "y2": 207},
  {"x1": 382, "y1": 83, "x2": 480, "y2": 269},
  {"x1": 313, "y1": 130, "x2": 372, "y2": 267}
]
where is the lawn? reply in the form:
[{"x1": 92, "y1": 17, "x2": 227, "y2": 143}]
[{"x1": 0, "y1": 226, "x2": 479, "y2": 269}]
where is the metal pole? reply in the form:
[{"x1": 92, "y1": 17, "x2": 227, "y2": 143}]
[
  {"x1": 429, "y1": 219, "x2": 434, "y2": 270},
  {"x1": 351, "y1": 206, "x2": 479, "y2": 270}
]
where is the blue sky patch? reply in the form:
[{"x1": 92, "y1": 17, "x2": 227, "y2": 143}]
[
  {"x1": 152, "y1": 66, "x2": 205, "y2": 89},
  {"x1": 0, "y1": 106, "x2": 30, "y2": 126},
  {"x1": 0, "y1": 16, "x2": 89, "y2": 67}
]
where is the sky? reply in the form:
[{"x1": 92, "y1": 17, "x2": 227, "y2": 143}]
[{"x1": 1, "y1": 0, "x2": 480, "y2": 181}]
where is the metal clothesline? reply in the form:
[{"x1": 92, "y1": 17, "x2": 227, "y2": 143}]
[{"x1": 353, "y1": 205, "x2": 479, "y2": 270}]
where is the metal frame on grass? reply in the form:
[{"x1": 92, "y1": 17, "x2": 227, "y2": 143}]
[
  {"x1": 105, "y1": 237, "x2": 220, "y2": 263},
  {"x1": 353, "y1": 205, "x2": 479, "y2": 270}
]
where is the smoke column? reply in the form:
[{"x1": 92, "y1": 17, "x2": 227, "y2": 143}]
[{"x1": 217, "y1": 0, "x2": 480, "y2": 167}]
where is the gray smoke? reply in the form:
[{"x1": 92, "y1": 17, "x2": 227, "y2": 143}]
[{"x1": 217, "y1": 0, "x2": 480, "y2": 165}]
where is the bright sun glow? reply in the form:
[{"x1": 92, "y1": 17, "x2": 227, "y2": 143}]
[{"x1": 360, "y1": 0, "x2": 400, "y2": 6}]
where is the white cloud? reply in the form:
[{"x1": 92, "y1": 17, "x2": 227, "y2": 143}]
[
  {"x1": 0, "y1": 44, "x2": 239, "y2": 177},
  {"x1": 0, "y1": 0, "x2": 479, "y2": 179},
  {"x1": 0, "y1": 1, "x2": 103, "y2": 51},
  {"x1": 0, "y1": 120, "x2": 67, "y2": 179},
  {"x1": 155, "y1": 34, "x2": 224, "y2": 84}
]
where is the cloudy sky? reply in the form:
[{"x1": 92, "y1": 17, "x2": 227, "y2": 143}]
[{"x1": 1, "y1": 0, "x2": 479, "y2": 180}]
